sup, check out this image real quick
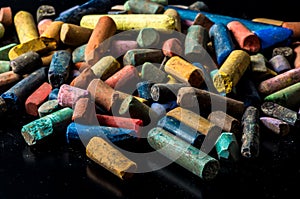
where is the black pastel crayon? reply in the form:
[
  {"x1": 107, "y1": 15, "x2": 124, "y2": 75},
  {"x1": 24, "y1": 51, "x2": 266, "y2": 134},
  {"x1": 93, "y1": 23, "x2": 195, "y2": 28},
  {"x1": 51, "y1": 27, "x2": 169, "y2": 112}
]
[
  {"x1": 48, "y1": 50, "x2": 71, "y2": 89},
  {"x1": 241, "y1": 106, "x2": 260, "y2": 158},
  {"x1": 1, "y1": 67, "x2": 48, "y2": 111},
  {"x1": 55, "y1": 0, "x2": 112, "y2": 25},
  {"x1": 157, "y1": 115, "x2": 205, "y2": 148},
  {"x1": 10, "y1": 51, "x2": 43, "y2": 75}
]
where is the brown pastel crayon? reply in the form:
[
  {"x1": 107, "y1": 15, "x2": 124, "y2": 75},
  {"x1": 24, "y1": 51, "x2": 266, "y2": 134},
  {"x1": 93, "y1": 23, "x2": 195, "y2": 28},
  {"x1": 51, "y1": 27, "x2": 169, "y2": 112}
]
[
  {"x1": 40, "y1": 21, "x2": 64, "y2": 47},
  {"x1": 41, "y1": 51, "x2": 56, "y2": 66},
  {"x1": 60, "y1": 23, "x2": 93, "y2": 47},
  {"x1": 86, "y1": 136, "x2": 137, "y2": 180},
  {"x1": 164, "y1": 56, "x2": 204, "y2": 88},
  {"x1": 260, "y1": 117, "x2": 290, "y2": 136},
  {"x1": 282, "y1": 22, "x2": 300, "y2": 38},
  {"x1": 293, "y1": 44, "x2": 300, "y2": 68},
  {"x1": 258, "y1": 68, "x2": 300, "y2": 95},
  {"x1": 227, "y1": 21, "x2": 260, "y2": 53},
  {"x1": 25, "y1": 82, "x2": 52, "y2": 116},
  {"x1": 70, "y1": 67, "x2": 97, "y2": 89},
  {"x1": 91, "y1": 56, "x2": 121, "y2": 81},
  {"x1": 0, "y1": 7, "x2": 12, "y2": 26},
  {"x1": 268, "y1": 54, "x2": 291, "y2": 74},
  {"x1": 85, "y1": 16, "x2": 117, "y2": 66},
  {"x1": 208, "y1": 111, "x2": 241, "y2": 134},
  {"x1": 192, "y1": 13, "x2": 214, "y2": 32},
  {"x1": 57, "y1": 84, "x2": 90, "y2": 108},
  {"x1": 0, "y1": 71, "x2": 22, "y2": 93},
  {"x1": 14, "y1": 11, "x2": 39, "y2": 43},
  {"x1": 177, "y1": 86, "x2": 245, "y2": 118},
  {"x1": 38, "y1": 19, "x2": 53, "y2": 35},
  {"x1": 72, "y1": 97, "x2": 96, "y2": 124}
]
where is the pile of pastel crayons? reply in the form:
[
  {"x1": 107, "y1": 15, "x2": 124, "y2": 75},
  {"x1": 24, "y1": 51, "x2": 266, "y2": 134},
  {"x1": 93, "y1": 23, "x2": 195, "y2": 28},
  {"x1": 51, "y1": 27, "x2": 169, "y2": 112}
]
[{"x1": 0, "y1": 0, "x2": 300, "y2": 182}]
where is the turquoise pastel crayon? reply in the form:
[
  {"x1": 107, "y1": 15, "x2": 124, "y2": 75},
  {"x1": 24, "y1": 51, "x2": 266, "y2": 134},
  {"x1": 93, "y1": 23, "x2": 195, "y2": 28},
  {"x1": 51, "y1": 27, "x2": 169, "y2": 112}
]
[
  {"x1": 21, "y1": 107, "x2": 73, "y2": 146},
  {"x1": 215, "y1": 132, "x2": 239, "y2": 161},
  {"x1": 48, "y1": 50, "x2": 71, "y2": 88},
  {"x1": 66, "y1": 122, "x2": 138, "y2": 145},
  {"x1": 157, "y1": 115, "x2": 205, "y2": 148},
  {"x1": 1, "y1": 67, "x2": 48, "y2": 111},
  {"x1": 55, "y1": 0, "x2": 111, "y2": 25},
  {"x1": 209, "y1": 23, "x2": 235, "y2": 66},
  {"x1": 72, "y1": 44, "x2": 86, "y2": 63}
]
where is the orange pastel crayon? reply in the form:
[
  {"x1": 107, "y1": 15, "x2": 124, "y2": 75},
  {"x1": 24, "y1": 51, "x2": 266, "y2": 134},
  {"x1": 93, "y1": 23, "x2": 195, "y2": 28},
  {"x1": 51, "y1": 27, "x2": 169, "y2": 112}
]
[
  {"x1": 227, "y1": 21, "x2": 260, "y2": 53},
  {"x1": 60, "y1": 23, "x2": 93, "y2": 47},
  {"x1": 293, "y1": 44, "x2": 300, "y2": 68},
  {"x1": 85, "y1": 16, "x2": 117, "y2": 66},
  {"x1": 282, "y1": 22, "x2": 300, "y2": 38}
]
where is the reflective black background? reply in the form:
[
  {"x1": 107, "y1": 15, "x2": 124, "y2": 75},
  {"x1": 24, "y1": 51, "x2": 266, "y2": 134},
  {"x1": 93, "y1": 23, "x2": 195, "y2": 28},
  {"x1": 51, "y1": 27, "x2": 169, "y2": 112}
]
[{"x1": 1, "y1": 1, "x2": 300, "y2": 199}]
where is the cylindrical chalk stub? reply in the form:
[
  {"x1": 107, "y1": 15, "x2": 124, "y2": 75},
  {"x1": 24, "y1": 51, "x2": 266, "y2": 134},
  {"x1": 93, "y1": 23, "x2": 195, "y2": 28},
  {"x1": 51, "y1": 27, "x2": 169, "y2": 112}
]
[
  {"x1": 57, "y1": 84, "x2": 90, "y2": 108},
  {"x1": 14, "y1": 11, "x2": 39, "y2": 43}
]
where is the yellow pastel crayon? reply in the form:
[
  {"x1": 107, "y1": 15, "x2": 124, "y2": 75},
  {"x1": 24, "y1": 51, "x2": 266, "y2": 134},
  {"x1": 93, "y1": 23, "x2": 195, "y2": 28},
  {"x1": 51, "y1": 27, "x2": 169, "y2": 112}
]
[
  {"x1": 80, "y1": 14, "x2": 176, "y2": 31},
  {"x1": 14, "y1": 11, "x2": 39, "y2": 43}
]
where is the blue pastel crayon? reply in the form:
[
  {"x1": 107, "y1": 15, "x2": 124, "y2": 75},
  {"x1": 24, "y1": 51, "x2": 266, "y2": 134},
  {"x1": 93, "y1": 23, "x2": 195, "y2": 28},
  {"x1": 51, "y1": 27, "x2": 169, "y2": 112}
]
[
  {"x1": 136, "y1": 80, "x2": 155, "y2": 101},
  {"x1": 157, "y1": 115, "x2": 205, "y2": 148},
  {"x1": 1, "y1": 67, "x2": 48, "y2": 111},
  {"x1": 151, "y1": 101, "x2": 177, "y2": 117},
  {"x1": 55, "y1": 0, "x2": 112, "y2": 25},
  {"x1": 48, "y1": 50, "x2": 71, "y2": 89},
  {"x1": 209, "y1": 23, "x2": 235, "y2": 66},
  {"x1": 66, "y1": 122, "x2": 138, "y2": 144},
  {"x1": 48, "y1": 88, "x2": 60, "y2": 100}
]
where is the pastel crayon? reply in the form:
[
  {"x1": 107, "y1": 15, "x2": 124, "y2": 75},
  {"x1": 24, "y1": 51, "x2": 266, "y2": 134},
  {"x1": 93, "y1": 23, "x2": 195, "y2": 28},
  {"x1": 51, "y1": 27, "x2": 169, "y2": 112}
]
[
  {"x1": 250, "y1": 53, "x2": 268, "y2": 73},
  {"x1": 164, "y1": 56, "x2": 204, "y2": 88},
  {"x1": 189, "y1": 1, "x2": 209, "y2": 11},
  {"x1": 74, "y1": 62, "x2": 91, "y2": 72},
  {"x1": 258, "y1": 68, "x2": 300, "y2": 95},
  {"x1": 86, "y1": 136, "x2": 137, "y2": 180},
  {"x1": 163, "y1": 8, "x2": 181, "y2": 32},
  {"x1": 123, "y1": 49, "x2": 164, "y2": 67},
  {"x1": 59, "y1": 5, "x2": 80, "y2": 18},
  {"x1": 72, "y1": 44, "x2": 86, "y2": 64},
  {"x1": 149, "y1": 0, "x2": 168, "y2": 5},
  {"x1": 127, "y1": 0, "x2": 164, "y2": 14},
  {"x1": 25, "y1": 82, "x2": 52, "y2": 117},
  {"x1": 60, "y1": 23, "x2": 93, "y2": 47},
  {"x1": 37, "y1": 99, "x2": 61, "y2": 117},
  {"x1": 215, "y1": 132, "x2": 239, "y2": 161},
  {"x1": 1, "y1": 67, "x2": 48, "y2": 111},
  {"x1": 241, "y1": 106, "x2": 260, "y2": 158},
  {"x1": 57, "y1": 84, "x2": 90, "y2": 108},
  {"x1": 66, "y1": 122, "x2": 138, "y2": 144},
  {"x1": 48, "y1": 88, "x2": 59, "y2": 100},
  {"x1": 96, "y1": 114, "x2": 143, "y2": 134},
  {"x1": 192, "y1": 13, "x2": 214, "y2": 32},
  {"x1": 272, "y1": 46, "x2": 294, "y2": 64},
  {"x1": 0, "y1": 43, "x2": 17, "y2": 61},
  {"x1": 14, "y1": 11, "x2": 39, "y2": 43},
  {"x1": 227, "y1": 21, "x2": 261, "y2": 53},
  {"x1": 261, "y1": 102, "x2": 299, "y2": 126},
  {"x1": 260, "y1": 117, "x2": 290, "y2": 136},
  {"x1": 147, "y1": 127, "x2": 220, "y2": 181},
  {"x1": 0, "y1": 23, "x2": 4, "y2": 39},
  {"x1": 150, "y1": 100, "x2": 177, "y2": 117},
  {"x1": 162, "y1": 38, "x2": 183, "y2": 57},
  {"x1": 41, "y1": 51, "x2": 56, "y2": 66},
  {"x1": 136, "y1": 28, "x2": 160, "y2": 48},
  {"x1": 192, "y1": 62, "x2": 218, "y2": 93},
  {"x1": 55, "y1": 0, "x2": 112, "y2": 25},
  {"x1": 10, "y1": 51, "x2": 43, "y2": 75},
  {"x1": 136, "y1": 80, "x2": 155, "y2": 101},
  {"x1": 21, "y1": 107, "x2": 73, "y2": 146},
  {"x1": 91, "y1": 56, "x2": 121, "y2": 81},
  {"x1": 264, "y1": 82, "x2": 300, "y2": 110},
  {"x1": 208, "y1": 111, "x2": 241, "y2": 135},
  {"x1": 185, "y1": 25, "x2": 209, "y2": 63},
  {"x1": 268, "y1": 54, "x2": 291, "y2": 74},
  {"x1": 282, "y1": 22, "x2": 300, "y2": 38},
  {"x1": 176, "y1": 87, "x2": 245, "y2": 118},
  {"x1": 37, "y1": 19, "x2": 53, "y2": 35},
  {"x1": 141, "y1": 62, "x2": 168, "y2": 83},
  {"x1": 40, "y1": 21, "x2": 64, "y2": 48},
  {"x1": 294, "y1": 44, "x2": 300, "y2": 68},
  {"x1": 252, "y1": 18, "x2": 284, "y2": 26},
  {"x1": 80, "y1": 14, "x2": 176, "y2": 31},
  {"x1": 105, "y1": 64, "x2": 140, "y2": 92},
  {"x1": 110, "y1": 40, "x2": 138, "y2": 58},
  {"x1": 70, "y1": 67, "x2": 97, "y2": 89},
  {"x1": 36, "y1": 5, "x2": 55, "y2": 23},
  {"x1": 0, "y1": 61, "x2": 10, "y2": 74},
  {"x1": 48, "y1": 50, "x2": 71, "y2": 88},
  {"x1": 212, "y1": 50, "x2": 250, "y2": 94},
  {"x1": 72, "y1": 97, "x2": 96, "y2": 123},
  {"x1": 0, "y1": 7, "x2": 12, "y2": 26},
  {"x1": 85, "y1": 16, "x2": 117, "y2": 66},
  {"x1": 209, "y1": 23, "x2": 235, "y2": 66},
  {"x1": 118, "y1": 95, "x2": 159, "y2": 126},
  {"x1": 150, "y1": 83, "x2": 187, "y2": 103},
  {"x1": 157, "y1": 115, "x2": 205, "y2": 148},
  {"x1": 0, "y1": 96, "x2": 7, "y2": 116}
]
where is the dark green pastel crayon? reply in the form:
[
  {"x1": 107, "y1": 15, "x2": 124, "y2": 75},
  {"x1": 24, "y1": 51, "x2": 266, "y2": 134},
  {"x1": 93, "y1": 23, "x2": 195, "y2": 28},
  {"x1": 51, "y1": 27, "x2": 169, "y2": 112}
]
[
  {"x1": 157, "y1": 115, "x2": 205, "y2": 148},
  {"x1": 147, "y1": 127, "x2": 220, "y2": 181},
  {"x1": 66, "y1": 122, "x2": 138, "y2": 145},
  {"x1": 1, "y1": 67, "x2": 48, "y2": 111},
  {"x1": 215, "y1": 132, "x2": 239, "y2": 161},
  {"x1": 10, "y1": 51, "x2": 43, "y2": 75},
  {"x1": 21, "y1": 107, "x2": 73, "y2": 146},
  {"x1": 261, "y1": 102, "x2": 299, "y2": 126},
  {"x1": 264, "y1": 82, "x2": 300, "y2": 110},
  {"x1": 241, "y1": 106, "x2": 260, "y2": 159},
  {"x1": 0, "y1": 61, "x2": 10, "y2": 74},
  {"x1": 150, "y1": 83, "x2": 187, "y2": 103},
  {"x1": 123, "y1": 49, "x2": 164, "y2": 67},
  {"x1": 141, "y1": 62, "x2": 168, "y2": 83},
  {"x1": 127, "y1": 0, "x2": 164, "y2": 14},
  {"x1": 72, "y1": 44, "x2": 86, "y2": 63},
  {"x1": 0, "y1": 43, "x2": 17, "y2": 61},
  {"x1": 48, "y1": 50, "x2": 71, "y2": 88}
]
